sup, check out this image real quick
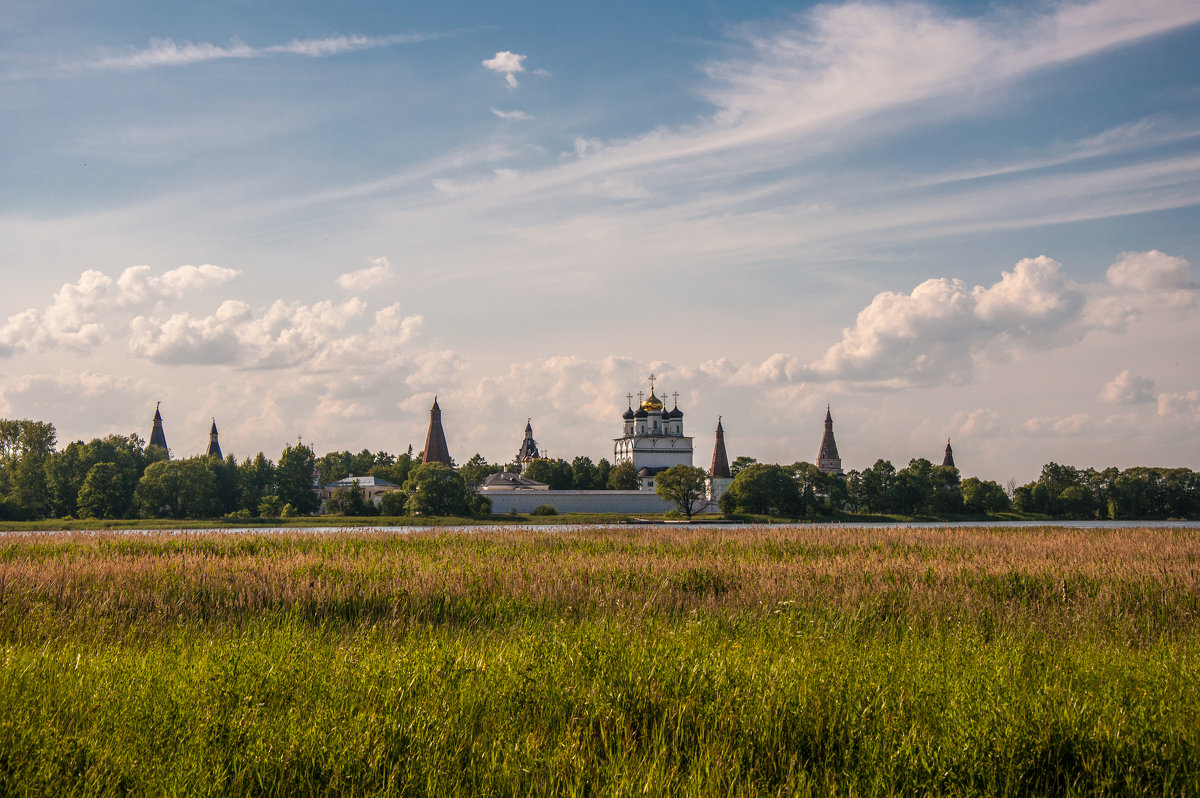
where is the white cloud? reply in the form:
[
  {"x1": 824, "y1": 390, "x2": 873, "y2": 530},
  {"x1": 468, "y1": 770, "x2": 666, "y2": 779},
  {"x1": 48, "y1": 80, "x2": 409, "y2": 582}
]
[
  {"x1": 490, "y1": 108, "x2": 531, "y2": 120},
  {"x1": 129, "y1": 298, "x2": 368, "y2": 368},
  {"x1": 1156, "y1": 390, "x2": 1200, "y2": 424},
  {"x1": 1100, "y1": 370, "x2": 1157, "y2": 404},
  {"x1": 0, "y1": 264, "x2": 240, "y2": 355},
  {"x1": 1023, "y1": 413, "x2": 1090, "y2": 435},
  {"x1": 1106, "y1": 249, "x2": 1193, "y2": 292},
  {"x1": 482, "y1": 51, "x2": 526, "y2": 88},
  {"x1": 336, "y1": 256, "x2": 393, "y2": 291},
  {"x1": 807, "y1": 256, "x2": 1083, "y2": 386},
  {"x1": 85, "y1": 33, "x2": 437, "y2": 71}
]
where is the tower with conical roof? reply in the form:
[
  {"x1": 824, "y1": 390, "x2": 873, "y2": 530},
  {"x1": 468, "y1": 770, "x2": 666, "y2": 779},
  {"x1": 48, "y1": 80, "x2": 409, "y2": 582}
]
[
  {"x1": 816, "y1": 406, "x2": 843, "y2": 476},
  {"x1": 205, "y1": 419, "x2": 223, "y2": 459},
  {"x1": 421, "y1": 397, "x2": 452, "y2": 465},
  {"x1": 148, "y1": 402, "x2": 169, "y2": 458},
  {"x1": 942, "y1": 439, "x2": 955, "y2": 469},
  {"x1": 515, "y1": 419, "x2": 541, "y2": 472},
  {"x1": 706, "y1": 417, "x2": 733, "y2": 507}
]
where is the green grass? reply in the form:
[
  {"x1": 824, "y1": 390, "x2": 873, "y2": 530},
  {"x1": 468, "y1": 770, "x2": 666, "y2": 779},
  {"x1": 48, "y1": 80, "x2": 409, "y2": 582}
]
[{"x1": 1, "y1": 525, "x2": 1197, "y2": 795}]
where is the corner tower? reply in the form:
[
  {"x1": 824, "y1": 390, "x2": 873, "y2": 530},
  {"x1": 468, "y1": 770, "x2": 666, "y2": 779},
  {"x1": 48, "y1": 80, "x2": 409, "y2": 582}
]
[
  {"x1": 516, "y1": 419, "x2": 541, "y2": 472},
  {"x1": 421, "y1": 397, "x2": 452, "y2": 465},
  {"x1": 816, "y1": 406, "x2": 843, "y2": 476},
  {"x1": 206, "y1": 419, "x2": 223, "y2": 459},
  {"x1": 707, "y1": 417, "x2": 733, "y2": 506},
  {"x1": 942, "y1": 439, "x2": 955, "y2": 469},
  {"x1": 149, "y1": 402, "x2": 169, "y2": 457}
]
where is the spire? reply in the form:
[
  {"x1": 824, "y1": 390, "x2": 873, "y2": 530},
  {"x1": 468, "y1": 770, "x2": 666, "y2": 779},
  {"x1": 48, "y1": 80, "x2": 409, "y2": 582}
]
[
  {"x1": 421, "y1": 397, "x2": 452, "y2": 465},
  {"x1": 517, "y1": 418, "x2": 540, "y2": 465},
  {"x1": 149, "y1": 402, "x2": 169, "y2": 457},
  {"x1": 816, "y1": 405, "x2": 843, "y2": 476},
  {"x1": 206, "y1": 418, "x2": 223, "y2": 459},
  {"x1": 709, "y1": 417, "x2": 731, "y2": 479},
  {"x1": 942, "y1": 438, "x2": 955, "y2": 469}
]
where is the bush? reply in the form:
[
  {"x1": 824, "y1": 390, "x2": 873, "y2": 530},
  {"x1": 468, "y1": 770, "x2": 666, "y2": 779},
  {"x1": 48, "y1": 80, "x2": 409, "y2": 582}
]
[{"x1": 531, "y1": 504, "x2": 558, "y2": 516}]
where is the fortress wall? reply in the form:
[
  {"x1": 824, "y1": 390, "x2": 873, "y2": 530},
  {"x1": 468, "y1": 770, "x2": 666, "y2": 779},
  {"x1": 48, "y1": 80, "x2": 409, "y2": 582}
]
[{"x1": 480, "y1": 489, "x2": 674, "y2": 515}]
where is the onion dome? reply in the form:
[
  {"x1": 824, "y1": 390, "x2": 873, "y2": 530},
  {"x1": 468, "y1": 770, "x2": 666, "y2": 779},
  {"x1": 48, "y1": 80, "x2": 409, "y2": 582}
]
[
  {"x1": 634, "y1": 405, "x2": 649, "y2": 419},
  {"x1": 622, "y1": 398, "x2": 635, "y2": 420},
  {"x1": 640, "y1": 391, "x2": 664, "y2": 412},
  {"x1": 666, "y1": 402, "x2": 684, "y2": 420}
]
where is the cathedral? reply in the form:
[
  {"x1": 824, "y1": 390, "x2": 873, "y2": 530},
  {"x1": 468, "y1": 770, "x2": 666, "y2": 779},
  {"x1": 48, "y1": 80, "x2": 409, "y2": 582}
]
[{"x1": 613, "y1": 376, "x2": 694, "y2": 489}]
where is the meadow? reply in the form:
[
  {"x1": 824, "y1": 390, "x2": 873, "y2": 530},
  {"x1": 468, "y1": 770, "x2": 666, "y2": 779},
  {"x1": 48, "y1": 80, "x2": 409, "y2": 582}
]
[{"x1": 1, "y1": 524, "x2": 1197, "y2": 795}]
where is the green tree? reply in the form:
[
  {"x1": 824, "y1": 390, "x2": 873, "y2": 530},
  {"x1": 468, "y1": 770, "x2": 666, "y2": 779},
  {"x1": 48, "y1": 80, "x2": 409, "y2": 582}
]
[
  {"x1": 962, "y1": 477, "x2": 1011, "y2": 514},
  {"x1": 327, "y1": 479, "x2": 371, "y2": 516},
  {"x1": 595, "y1": 458, "x2": 613, "y2": 490},
  {"x1": 729, "y1": 456, "x2": 758, "y2": 478},
  {"x1": 458, "y1": 454, "x2": 499, "y2": 487},
  {"x1": 276, "y1": 442, "x2": 319, "y2": 515},
  {"x1": 135, "y1": 458, "x2": 221, "y2": 519},
  {"x1": 76, "y1": 462, "x2": 127, "y2": 519},
  {"x1": 378, "y1": 489, "x2": 407, "y2": 516},
  {"x1": 571, "y1": 456, "x2": 599, "y2": 490},
  {"x1": 257, "y1": 494, "x2": 283, "y2": 517},
  {"x1": 523, "y1": 458, "x2": 573, "y2": 489},
  {"x1": 654, "y1": 465, "x2": 709, "y2": 518},
  {"x1": 718, "y1": 463, "x2": 802, "y2": 517},
  {"x1": 237, "y1": 453, "x2": 275, "y2": 516},
  {"x1": 606, "y1": 461, "x2": 638, "y2": 490},
  {"x1": 0, "y1": 419, "x2": 57, "y2": 518},
  {"x1": 859, "y1": 460, "x2": 896, "y2": 513},
  {"x1": 402, "y1": 463, "x2": 475, "y2": 517}
]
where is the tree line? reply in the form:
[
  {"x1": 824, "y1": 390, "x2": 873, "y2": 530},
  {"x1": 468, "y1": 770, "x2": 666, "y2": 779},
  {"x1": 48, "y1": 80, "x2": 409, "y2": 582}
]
[{"x1": 1, "y1": 417, "x2": 1196, "y2": 520}]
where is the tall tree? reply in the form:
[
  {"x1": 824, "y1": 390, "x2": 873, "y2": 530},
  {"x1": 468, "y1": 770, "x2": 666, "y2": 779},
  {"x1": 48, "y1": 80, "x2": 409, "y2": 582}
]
[
  {"x1": 654, "y1": 465, "x2": 709, "y2": 518},
  {"x1": 276, "y1": 442, "x2": 319, "y2": 515}
]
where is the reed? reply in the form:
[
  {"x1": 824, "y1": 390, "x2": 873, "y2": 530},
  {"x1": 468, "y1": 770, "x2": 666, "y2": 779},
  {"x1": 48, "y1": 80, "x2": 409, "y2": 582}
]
[{"x1": 1, "y1": 525, "x2": 1197, "y2": 794}]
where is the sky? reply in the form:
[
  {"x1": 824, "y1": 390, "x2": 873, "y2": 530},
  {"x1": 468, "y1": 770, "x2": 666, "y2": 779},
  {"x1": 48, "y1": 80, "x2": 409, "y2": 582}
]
[{"x1": 2, "y1": 0, "x2": 1199, "y2": 485}]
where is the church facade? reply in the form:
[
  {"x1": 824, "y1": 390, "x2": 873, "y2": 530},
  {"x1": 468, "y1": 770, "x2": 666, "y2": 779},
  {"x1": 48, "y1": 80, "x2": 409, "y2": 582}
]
[{"x1": 613, "y1": 377, "x2": 694, "y2": 489}]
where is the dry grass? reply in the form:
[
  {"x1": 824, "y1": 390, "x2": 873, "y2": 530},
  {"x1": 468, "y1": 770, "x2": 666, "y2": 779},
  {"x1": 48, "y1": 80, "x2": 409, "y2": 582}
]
[{"x1": 2, "y1": 524, "x2": 1197, "y2": 641}]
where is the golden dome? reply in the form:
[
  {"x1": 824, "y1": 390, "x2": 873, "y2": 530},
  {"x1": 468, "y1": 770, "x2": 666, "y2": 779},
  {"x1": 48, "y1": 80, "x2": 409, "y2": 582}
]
[{"x1": 640, "y1": 392, "x2": 664, "y2": 412}]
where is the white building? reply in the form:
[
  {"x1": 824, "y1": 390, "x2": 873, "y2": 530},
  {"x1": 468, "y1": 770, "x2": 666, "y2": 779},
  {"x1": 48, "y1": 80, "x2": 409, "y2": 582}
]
[{"x1": 613, "y1": 376, "x2": 693, "y2": 489}]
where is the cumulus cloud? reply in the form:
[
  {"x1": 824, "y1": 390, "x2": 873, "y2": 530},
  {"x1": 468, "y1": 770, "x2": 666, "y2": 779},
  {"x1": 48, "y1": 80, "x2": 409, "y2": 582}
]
[
  {"x1": 130, "y1": 298, "x2": 369, "y2": 368},
  {"x1": 1088, "y1": 250, "x2": 1196, "y2": 331},
  {"x1": 807, "y1": 256, "x2": 1083, "y2": 386},
  {"x1": 1106, "y1": 250, "x2": 1193, "y2": 293},
  {"x1": 1099, "y1": 370, "x2": 1157, "y2": 404},
  {"x1": 336, "y1": 256, "x2": 393, "y2": 291},
  {"x1": 0, "y1": 264, "x2": 239, "y2": 355},
  {"x1": 86, "y1": 33, "x2": 436, "y2": 71},
  {"x1": 1156, "y1": 390, "x2": 1200, "y2": 424},
  {"x1": 1023, "y1": 413, "x2": 1090, "y2": 435},
  {"x1": 482, "y1": 51, "x2": 526, "y2": 88}
]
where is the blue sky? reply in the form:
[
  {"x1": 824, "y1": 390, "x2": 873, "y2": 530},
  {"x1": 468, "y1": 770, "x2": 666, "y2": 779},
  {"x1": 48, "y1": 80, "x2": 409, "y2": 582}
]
[{"x1": 2, "y1": 0, "x2": 1199, "y2": 483}]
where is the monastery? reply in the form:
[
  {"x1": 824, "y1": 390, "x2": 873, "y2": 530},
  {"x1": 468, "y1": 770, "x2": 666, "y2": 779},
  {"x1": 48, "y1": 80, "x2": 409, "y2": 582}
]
[{"x1": 144, "y1": 377, "x2": 957, "y2": 514}]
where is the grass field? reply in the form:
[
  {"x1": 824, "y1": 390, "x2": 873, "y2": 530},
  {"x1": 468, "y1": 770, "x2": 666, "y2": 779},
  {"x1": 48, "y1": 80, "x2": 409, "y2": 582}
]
[{"x1": 1, "y1": 525, "x2": 1197, "y2": 795}]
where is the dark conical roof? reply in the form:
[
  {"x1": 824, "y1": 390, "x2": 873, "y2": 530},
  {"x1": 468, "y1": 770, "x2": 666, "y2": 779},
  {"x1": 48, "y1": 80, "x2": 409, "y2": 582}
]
[
  {"x1": 205, "y1": 418, "x2": 223, "y2": 459},
  {"x1": 516, "y1": 418, "x2": 540, "y2": 462},
  {"x1": 149, "y1": 402, "x2": 169, "y2": 456},
  {"x1": 421, "y1": 397, "x2": 452, "y2": 465},
  {"x1": 942, "y1": 439, "x2": 955, "y2": 469},
  {"x1": 816, "y1": 405, "x2": 843, "y2": 476},
  {"x1": 709, "y1": 417, "x2": 731, "y2": 478}
]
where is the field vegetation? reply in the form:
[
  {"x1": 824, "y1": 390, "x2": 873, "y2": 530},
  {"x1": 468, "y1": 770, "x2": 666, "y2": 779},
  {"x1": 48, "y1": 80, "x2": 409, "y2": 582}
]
[{"x1": 1, "y1": 524, "x2": 1198, "y2": 794}]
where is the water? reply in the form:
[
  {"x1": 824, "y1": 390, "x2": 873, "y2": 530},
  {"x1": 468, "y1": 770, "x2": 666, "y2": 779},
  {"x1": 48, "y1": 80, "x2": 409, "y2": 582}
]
[{"x1": 5, "y1": 519, "x2": 1200, "y2": 537}]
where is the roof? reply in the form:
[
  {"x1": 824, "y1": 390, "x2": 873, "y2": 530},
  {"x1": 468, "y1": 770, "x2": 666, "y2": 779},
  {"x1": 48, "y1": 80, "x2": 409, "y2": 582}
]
[
  {"x1": 421, "y1": 396, "x2": 452, "y2": 465},
  {"x1": 148, "y1": 402, "x2": 169, "y2": 454},
  {"x1": 319, "y1": 475, "x2": 399, "y2": 490},
  {"x1": 709, "y1": 418, "x2": 731, "y2": 478},
  {"x1": 479, "y1": 472, "x2": 549, "y2": 490}
]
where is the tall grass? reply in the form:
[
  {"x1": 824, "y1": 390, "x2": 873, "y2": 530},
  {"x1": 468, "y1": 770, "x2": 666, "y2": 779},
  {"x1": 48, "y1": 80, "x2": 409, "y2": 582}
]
[{"x1": 1, "y1": 525, "x2": 1198, "y2": 794}]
